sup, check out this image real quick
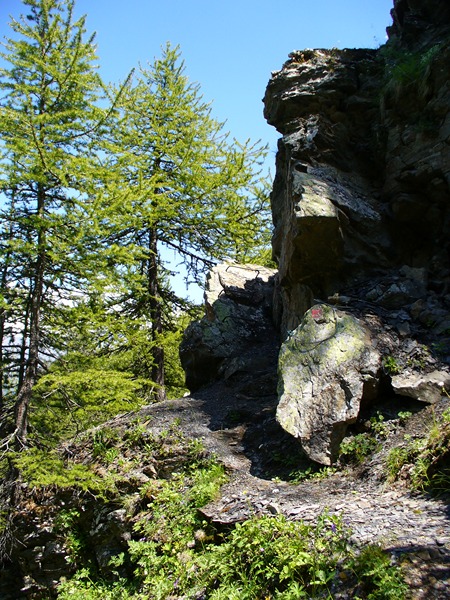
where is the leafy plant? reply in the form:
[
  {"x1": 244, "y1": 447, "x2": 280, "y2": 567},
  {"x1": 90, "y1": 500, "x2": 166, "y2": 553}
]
[
  {"x1": 339, "y1": 433, "x2": 380, "y2": 465},
  {"x1": 58, "y1": 569, "x2": 136, "y2": 599},
  {"x1": 383, "y1": 355, "x2": 401, "y2": 375},
  {"x1": 124, "y1": 452, "x2": 227, "y2": 599},
  {"x1": 123, "y1": 419, "x2": 150, "y2": 448},
  {"x1": 91, "y1": 428, "x2": 121, "y2": 460},
  {"x1": 385, "y1": 445, "x2": 412, "y2": 482},
  {"x1": 349, "y1": 544, "x2": 408, "y2": 599},
  {"x1": 397, "y1": 411, "x2": 412, "y2": 425},
  {"x1": 288, "y1": 465, "x2": 336, "y2": 483},
  {"x1": 54, "y1": 509, "x2": 93, "y2": 566},
  {"x1": 369, "y1": 413, "x2": 389, "y2": 438},
  {"x1": 385, "y1": 408, "x2": 450, "y2": 494},
  {"x1": 380, "y1": 41, "x2": 442, "y2": 88},
  {"x1": 339, "y1": 414, "x2": 389, "y2": 465},
  {"x1": 199, "y1": 512, "x2": 349, "y2": 599}
]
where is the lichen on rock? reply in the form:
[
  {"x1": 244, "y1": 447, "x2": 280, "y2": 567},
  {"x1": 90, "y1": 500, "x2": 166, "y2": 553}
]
[{"x1": 277, "y1": 304, "x2": 381, "y2": 465}]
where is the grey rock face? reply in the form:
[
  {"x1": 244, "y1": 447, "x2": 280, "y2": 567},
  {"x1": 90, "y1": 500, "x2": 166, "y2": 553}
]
[
  {"x1": 263, "y1": 25, "x2": 450, "y2": 338},
  {"x1": 387, "y1": 0, "x2": 450, "y2": 48},
  {"x1": 391, "y1": 370, "x2": 450, "y2": 404},
  {"x1": 263, "y1": 1, "x2": 450, "y2": 460},
  {"x1": 277, "y1": 304, "x2": 380, "y2": 465},
  {"x1": 180, "y1": 263, "x2": 277, "y2": 391},
  {"x1": 265, "y1": 49, "x2": 388, "y2": 336}
]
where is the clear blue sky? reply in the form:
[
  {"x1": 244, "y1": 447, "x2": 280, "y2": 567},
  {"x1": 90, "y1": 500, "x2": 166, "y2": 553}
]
[
  {"x1": 1, "y1": 0, "x2": 394, "y2": 162},
  {"x1": 0, "y1": 0, "x2": 394, "y2": 299}
]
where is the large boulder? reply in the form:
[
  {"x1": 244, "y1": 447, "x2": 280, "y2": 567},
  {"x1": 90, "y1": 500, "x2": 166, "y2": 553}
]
[
  {"x1": 276, "y1": 304, "x2": 381, "y2": 465},
  {"x1": 180, "y1": 263, "x2": 277, "y2": 391}
]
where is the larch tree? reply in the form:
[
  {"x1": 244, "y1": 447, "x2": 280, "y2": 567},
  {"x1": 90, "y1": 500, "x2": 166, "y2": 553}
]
[
  {"x1": 0, "y1": 0, "x2": 114, "y2": 448},
  {"x1": 101, "y1": 44, "x2": 271, "y2": 402}
]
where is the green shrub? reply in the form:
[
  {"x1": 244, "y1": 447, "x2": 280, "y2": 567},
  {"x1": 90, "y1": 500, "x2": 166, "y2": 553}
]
[
  {"x1": 350, "y1": 544, "x2": 408, "y2": 599},
  {"x1": 386, "y1": 446, "x2": 411, "y2": 482},
  {"x1": 397, "y1": 411, "x2": 412, "y2": 425},
  {"x1": 339, "y1": 413, "x2": 390, "y2": 465},
  {"x1": 385, "y1": 409, "x2": 450, "y2": 494},
  {"x1": 339, "y1": 433, "x2": 380, "y2": 465},
  {"x1": 11, "y1": 448, "x2": 107, "y2": 493},
  {"x1": 382, "y1": 355, "x2": 401, "y2": 375},
  {"x1": 199, "y1": 512, "x2": 348, "y2": 599},
  {"x1": 58, "y1": 569, "x2": 136, "y2": 599}
]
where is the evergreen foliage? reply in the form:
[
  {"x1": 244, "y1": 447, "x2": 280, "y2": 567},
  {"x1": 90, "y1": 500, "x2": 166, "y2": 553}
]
[
  {"x1": 0, "y1": 0, "x2": 114, "y2": 447},
  {"x1": 0, "y1": 1, "x2": 271, "y2": 447},
  {"x1": 11, "y1": 447, "x2": 105, "y2": 492},
  {"x1": 0, "y1": 0, "x2": 273, "y2": 584},
  {"x1": 98, "y1": 43, "x2": 271, "y2": 400}
]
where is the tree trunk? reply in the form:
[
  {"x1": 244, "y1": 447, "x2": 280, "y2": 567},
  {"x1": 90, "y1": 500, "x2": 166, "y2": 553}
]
[
  {"x1": 14, "y1": 257, "x2": 44, "y2": 447},
  {"x1": 13, "y1": 186, "x2": 46, "y2": 448},
  {"x1": 148, "y1": 226, "x2": 165, "y2": 402},
  {"x1": 0, "y1": 218, "x2": 14, "y2": 414},
  {"x1": 17, "y1": 291, "x2": 32, "y2": 393},
  {"x1": 0, "y1": 293, "x2": 5, "y2": 414}
]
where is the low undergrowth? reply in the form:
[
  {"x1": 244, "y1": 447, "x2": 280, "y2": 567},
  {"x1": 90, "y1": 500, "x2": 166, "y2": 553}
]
[
  {"x1": 55, "y1": 421, "x2": 407, "y2": 600},
  {"x1": 385, "y1": 407, "x2": 450, "y2": 495},
  {"x1": 2, "y1": 416, "x2": 410, "y2": 599},
  {"x1": 338, "y1": 413, "x2": 390, "y2": 466},
  {"x1": 58, "y1": 507, "x2": 407, "y2": 600},
  {"x1": 379, "y1": 39, "x2": 445, "y2": 108}
]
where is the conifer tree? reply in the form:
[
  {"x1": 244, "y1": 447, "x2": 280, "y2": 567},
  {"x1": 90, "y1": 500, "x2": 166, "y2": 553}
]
[
  {"x1": 0, "y1": 0, "x2": 111, "y2": 447},
  {"x1": 102, "y1": 44, "x2": 271, "y2": 401}
]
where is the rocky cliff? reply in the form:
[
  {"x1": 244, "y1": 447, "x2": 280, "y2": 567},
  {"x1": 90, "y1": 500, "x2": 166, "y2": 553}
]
[
  {"x1": 264, "y1": 0, "x2": 450, "y2": 338},
  {"x1": 258, "y1": 0, "x2": 450, "y2": 463},
  {"x1": 184, "y1": 0, "x2": 450, "y2": 466}
]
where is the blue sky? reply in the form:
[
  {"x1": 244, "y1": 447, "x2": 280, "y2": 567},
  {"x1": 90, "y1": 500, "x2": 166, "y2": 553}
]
[
  {"x1": 1, "y1": 0, "x2": 394, "y2": 161},
  {"x1": 0, "y1": 0, "x2": 394, "y2": 299}
]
